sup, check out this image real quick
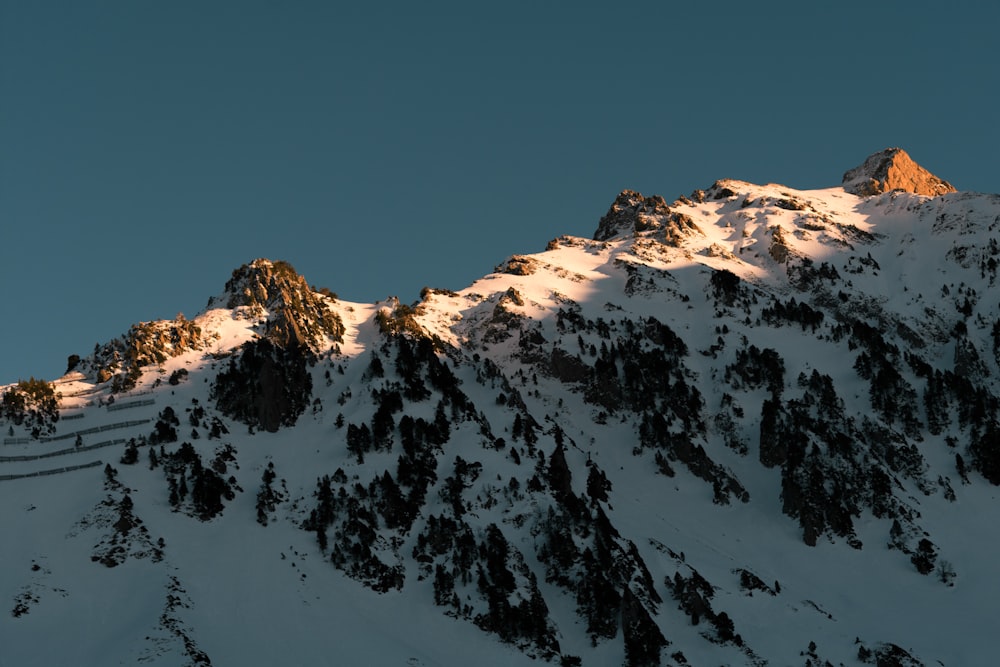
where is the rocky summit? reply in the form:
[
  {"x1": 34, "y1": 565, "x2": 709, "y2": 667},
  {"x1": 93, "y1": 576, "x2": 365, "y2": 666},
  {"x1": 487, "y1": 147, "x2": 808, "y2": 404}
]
[
  {"x1": 842, "y1": 147, "x2": 957, "y2": 197},
  {"x1": 2, "y1": 150, "x2": 999, "y2": 667}
]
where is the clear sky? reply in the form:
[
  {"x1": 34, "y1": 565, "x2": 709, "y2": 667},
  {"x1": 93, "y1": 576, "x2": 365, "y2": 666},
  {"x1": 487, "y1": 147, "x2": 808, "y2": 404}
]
[{"x1": 2, "y1": 1, "x2": 998, "y2": 384}]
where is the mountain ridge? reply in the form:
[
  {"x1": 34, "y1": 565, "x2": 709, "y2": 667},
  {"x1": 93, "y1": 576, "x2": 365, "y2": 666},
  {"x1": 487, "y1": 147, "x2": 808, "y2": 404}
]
[{"x1": 2, "y1": 149, "x2": 998, "y2": 666}]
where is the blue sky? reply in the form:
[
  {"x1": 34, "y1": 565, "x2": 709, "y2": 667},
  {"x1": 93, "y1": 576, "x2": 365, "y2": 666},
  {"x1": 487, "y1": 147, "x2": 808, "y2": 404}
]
[{"x1": 2, "y1": 1, "x2": 998, "y2": 384}]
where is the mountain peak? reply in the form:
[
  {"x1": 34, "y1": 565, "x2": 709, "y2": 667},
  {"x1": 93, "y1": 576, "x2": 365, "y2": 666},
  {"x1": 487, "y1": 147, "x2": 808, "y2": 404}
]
[
  {"x1": 593, "y1": 190, "x2": 670, "y2": 241},
  {"x1": 593, "y1": 189, "x2": 701, "y2": 244},
  {"x1": 219, "y1": 258, "x2": 305, "y2": 310},
  {"x1": 842, "y1": 147, "x2": 956, "y2": 197},
  {"x1": 214, "y1": 258, "x2": 344, "y2": 352}
]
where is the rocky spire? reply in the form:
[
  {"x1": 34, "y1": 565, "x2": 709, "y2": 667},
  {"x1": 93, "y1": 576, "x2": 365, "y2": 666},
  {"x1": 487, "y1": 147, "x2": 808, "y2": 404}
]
[
  {"x1": 216, "y1": 259, "x2": 344, "y2": 351},
  {"x1": 842, "y1": 148, "x2": 956, "y2": 197}
]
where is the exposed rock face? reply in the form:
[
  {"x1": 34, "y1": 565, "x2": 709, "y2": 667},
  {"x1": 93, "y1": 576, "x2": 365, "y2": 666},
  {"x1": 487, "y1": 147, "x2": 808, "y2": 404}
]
[
  {"x1": 218, "y1": 259, "x2": 344, "y2": 351},
  {"x1": 594, "y1": 191, "x2": 672, "y2": 241},
  {"x1": 594, "y1": 190, "x2": 701, "y2": 245},
  {"x1": 842, "y1": 148, "x2": 956, "y2": 197},
  {"x1": 90, "y1": 315, "x2": 204, "y2": 392},
  {"x1": 496, "y1": 255, "x2": 540, "y2": 276},
  {"x1": 213, "y1": 337, "x2": 313, "y2": 433}
]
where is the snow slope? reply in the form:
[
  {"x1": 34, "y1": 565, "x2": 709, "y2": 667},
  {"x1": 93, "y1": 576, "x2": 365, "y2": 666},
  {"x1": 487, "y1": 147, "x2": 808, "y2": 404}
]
[{"x1": 3, "y1": 154, "x2": 1000, "y2": 666}]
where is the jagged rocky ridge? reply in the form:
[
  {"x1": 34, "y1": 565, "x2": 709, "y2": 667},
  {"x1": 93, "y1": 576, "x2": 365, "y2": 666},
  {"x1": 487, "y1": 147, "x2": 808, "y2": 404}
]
[{"x1": 3, "y1": 150, "x2": 1000, "y2": 666}]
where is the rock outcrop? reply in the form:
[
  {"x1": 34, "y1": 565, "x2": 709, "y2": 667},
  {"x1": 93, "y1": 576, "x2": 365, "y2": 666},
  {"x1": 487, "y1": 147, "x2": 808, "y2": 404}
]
[
  {"x1": 216, "y1": 259, "x2": 344, "y2": 351},
  {"x1": 842, "y1": 147, "x2": 956, "y2": 197},
  {"x1": 594, "y1": 190, "x2": 701, "y2": 245},
  {"x1": 594, "y1": 190, "x2": 672, "y2": 241}
]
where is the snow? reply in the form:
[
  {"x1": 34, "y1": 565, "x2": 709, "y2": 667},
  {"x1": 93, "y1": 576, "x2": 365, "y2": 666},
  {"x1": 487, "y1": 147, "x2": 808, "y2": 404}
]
[{"x1": 3, "y1": 177, "x2": 1000, "y2": 665}]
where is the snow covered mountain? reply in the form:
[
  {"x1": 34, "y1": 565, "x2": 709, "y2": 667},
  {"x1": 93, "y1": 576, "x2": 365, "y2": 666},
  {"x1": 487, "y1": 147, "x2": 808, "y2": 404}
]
[{"x1": 3, "y1": 148, "x2": 999, "y2": 666}]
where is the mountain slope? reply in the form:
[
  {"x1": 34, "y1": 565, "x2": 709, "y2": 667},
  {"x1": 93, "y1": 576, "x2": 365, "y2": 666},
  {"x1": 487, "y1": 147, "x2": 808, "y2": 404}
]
[{"x1": 3, "y1": 149, "x2": 999, "y2": 666}]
